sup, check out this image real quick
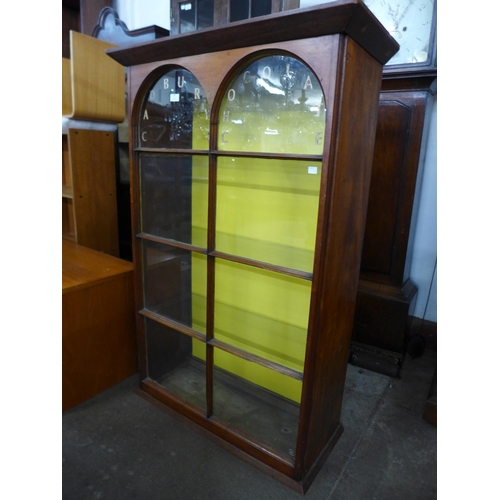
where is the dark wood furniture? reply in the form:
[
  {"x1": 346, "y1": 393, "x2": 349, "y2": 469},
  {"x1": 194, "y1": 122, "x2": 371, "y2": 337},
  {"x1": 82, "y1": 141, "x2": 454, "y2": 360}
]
[
  {"x1": 107, "y1": 1, "x2": 397, "y2": 492},
  {"x1": 62, "y1": 240, "x2": 137, "y2": 412},
  {"x1": 63, "y1": 0, "x2": 112, "y2": 57},
  {"x1": 170, "y1": 0, "x2": 299, "y2": 34},
  {"x1": 347, "y1": 0, "x2": 437, "y2": 376},
  {"x1": 351, "y1": 55, "x2": 437, "y2": 375}
]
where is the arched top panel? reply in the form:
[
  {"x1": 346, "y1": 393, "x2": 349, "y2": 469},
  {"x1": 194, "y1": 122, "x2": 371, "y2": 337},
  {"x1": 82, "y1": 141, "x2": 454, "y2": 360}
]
[
  {"x1": 217, "y1": 53, "x2": 326, "y2": 155},
  {"x1": 138, "y1": 67, "x2": 210, "y2": 150}
]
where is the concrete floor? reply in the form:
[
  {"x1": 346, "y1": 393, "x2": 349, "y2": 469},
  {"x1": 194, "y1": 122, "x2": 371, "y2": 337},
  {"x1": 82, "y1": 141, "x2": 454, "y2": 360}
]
[{"x1": 62, "y1": 349, "x2": 437, "y2": 499}]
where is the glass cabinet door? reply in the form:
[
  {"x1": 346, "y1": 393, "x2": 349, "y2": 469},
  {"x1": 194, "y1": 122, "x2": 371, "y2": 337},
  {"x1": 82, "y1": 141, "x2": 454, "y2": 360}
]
[
  {"x1": 210, "y1": 54, "x2": 326, "y2": 457},
  {"x1": 137, "y1": 55, "x2": 326, "y2": 459},
  {"x1": 137, "y1": 68, "x2": 210, "y2": 413}
]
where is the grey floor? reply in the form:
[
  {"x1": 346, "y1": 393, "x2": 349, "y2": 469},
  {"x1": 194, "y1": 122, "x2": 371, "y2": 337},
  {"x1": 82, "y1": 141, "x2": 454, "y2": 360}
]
[{"x1": 62, "y1": 349, "x2": 437, "y2": 499}]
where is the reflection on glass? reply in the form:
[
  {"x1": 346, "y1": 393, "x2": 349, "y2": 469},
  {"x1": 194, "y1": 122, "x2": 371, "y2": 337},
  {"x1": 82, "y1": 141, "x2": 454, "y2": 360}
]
[
  {"x1": 213, "y1": 349, "x2": 300, "y2": 457},
  {"x1": 216, "y1": 157, "x2": 321, "y2": 272},
  {"x1": 139, "y1": 68, "x2": 209, "y2": 149},
  {"x1": 180, "y1": 0, "x2": 214, "y2": 33},
  {"x1": 146, "y1": 318, "x2": 206, "y2": 411},
  {"x1": 140, "y1": 153, "x2": 208, "y2": 246},
  {"x1": 218, "y1": 54, "x2": 326, "y2": 154},
  {"x1": 251, "y1": 0, "x2": 272, "y2": 18},
  {"x1": 230, "y1": 0, "x2": 249, "y2": 22},
  {"x1": 179, "y1": 2, "x2": 196, "y2": 33},
  {"x1": 197, "y1": 0, "x2": 214, "y2": 29},
  {"x1": 143, "y1": 240, "x2": 207, "y2": 334},
  {"x1": 214, "y1": 259, "x2": 309, "y2": 395}
]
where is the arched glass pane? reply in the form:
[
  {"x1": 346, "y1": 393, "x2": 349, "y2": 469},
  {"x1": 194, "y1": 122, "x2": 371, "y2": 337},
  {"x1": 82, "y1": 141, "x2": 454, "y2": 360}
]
[
  {"x1": 139, "y1": 68, "x2": 209, "y2": 150},
  {"x1": 218, "y1": 54, "x2": 326, "y2": 154}
]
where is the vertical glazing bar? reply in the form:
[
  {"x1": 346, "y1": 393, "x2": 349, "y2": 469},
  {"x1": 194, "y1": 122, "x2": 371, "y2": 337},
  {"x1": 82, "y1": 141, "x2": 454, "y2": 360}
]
[{"x1": 205, "y1": 121, "x2": 218, "y2": 415}]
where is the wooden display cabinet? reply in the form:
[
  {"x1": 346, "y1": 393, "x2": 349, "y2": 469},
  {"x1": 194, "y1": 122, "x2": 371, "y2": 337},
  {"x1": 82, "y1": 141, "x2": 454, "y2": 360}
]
[
  {"x1": 62, "y1": 127, "x2": 120, "y2": 256},
  {"x1": 107, "y1": 1, "x2": 398, "y2": 492}
]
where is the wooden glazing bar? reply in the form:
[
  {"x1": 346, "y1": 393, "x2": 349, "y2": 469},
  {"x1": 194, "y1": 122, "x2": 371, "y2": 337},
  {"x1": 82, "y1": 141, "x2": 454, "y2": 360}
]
[
  {"x1": 205, "y1": 128, "x2": 219, "y2": 417},
  {"x1": 134, "y1": 147, "x2": 210, "y2": 156},
  {"x1": 206, "y1": 343, "x2": 214, "y2": 418},
  {"x1": 208, "y1": 338, "x2": 303, "y2": 381},
  {"x1": 139, "y1": 309, "x2": 207, "y2": 343},
  {"x1": 210, "y1": 250, "x2": 313, "y2": 281},
  {"x1": 212, "y1": 150, "x2": 322, "y2": 162},
  {"x1": 137, "y1": 232, "x2": 207, "y2": 254}
]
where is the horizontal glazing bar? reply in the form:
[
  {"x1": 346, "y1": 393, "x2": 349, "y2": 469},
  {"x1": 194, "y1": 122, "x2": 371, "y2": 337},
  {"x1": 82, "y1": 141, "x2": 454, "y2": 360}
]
[
  {"x1": 140, "y1": 309, "x2": 207, "y2": 343},
  {"x1": 211, "y1": 250, "x2": 312, "y2": 281},
  {"x1": 135, "y1": 147, "x2": 322, "y2": 162},
  {"x1": 211, "y1": 150, "x2": 323, "y2": 162},
  {"x1": 135, "y1": 148, "x2": 210, "y2": 155},
  {"x1": 138, "y1": 232, "x2": 207, "y2": 254},
  {"x1": 209, "y1": 338, "x2": 303, "y2": 381}
]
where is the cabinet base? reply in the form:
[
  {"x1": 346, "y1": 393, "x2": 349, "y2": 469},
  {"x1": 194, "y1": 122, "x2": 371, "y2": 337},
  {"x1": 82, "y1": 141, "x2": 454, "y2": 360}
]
[{"x1": 135, "y1": 388, "x2": 343, "y2": 494}]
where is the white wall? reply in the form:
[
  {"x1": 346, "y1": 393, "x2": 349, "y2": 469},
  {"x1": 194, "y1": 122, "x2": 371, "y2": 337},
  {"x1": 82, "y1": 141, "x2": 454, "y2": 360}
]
[
  {"x1": 409, "y1": 95, "x2": 437, "y2": 321},
  {"x1": 113, "y1": 0, "x2": 170, "y2": 31},
  {"x1": 114, "y1": 0, "x2": 438, "y2": 322}
]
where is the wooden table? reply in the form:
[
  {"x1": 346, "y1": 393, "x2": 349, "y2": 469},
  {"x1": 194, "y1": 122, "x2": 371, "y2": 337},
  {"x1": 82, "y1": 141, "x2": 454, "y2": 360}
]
[{"x1": 62, "y1": 240, "x2": 137, "y2": 411}]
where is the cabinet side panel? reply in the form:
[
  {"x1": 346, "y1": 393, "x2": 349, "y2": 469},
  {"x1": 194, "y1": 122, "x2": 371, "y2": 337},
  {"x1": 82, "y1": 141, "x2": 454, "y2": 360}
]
[
  {"x1": 300, "y1": 37, "x2": 383, "y2": 476},
  {"x1": 69, "y1": 129, "x2": 120, "y2": 256},
  {"x1": 62, "y1": 272, "x2": 137, "y2": 411}
]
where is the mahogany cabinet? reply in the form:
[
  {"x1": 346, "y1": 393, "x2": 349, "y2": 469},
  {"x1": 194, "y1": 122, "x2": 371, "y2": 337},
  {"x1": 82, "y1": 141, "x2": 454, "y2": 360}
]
[{"x1": 107, "y1": 1, "x2": 397, "y2": 492}]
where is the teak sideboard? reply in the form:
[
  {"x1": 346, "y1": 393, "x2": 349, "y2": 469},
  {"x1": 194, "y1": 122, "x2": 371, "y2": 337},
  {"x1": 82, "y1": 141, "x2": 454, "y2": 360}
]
[{"x1": 62, "y1": 240, "x2": 137, "y2": 411}]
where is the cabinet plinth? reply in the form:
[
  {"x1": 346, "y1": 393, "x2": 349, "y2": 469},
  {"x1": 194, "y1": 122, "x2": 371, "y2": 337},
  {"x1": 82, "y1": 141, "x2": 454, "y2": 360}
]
[{"x1": 106, "y1": 1, "x2": 398, "y2": 492}]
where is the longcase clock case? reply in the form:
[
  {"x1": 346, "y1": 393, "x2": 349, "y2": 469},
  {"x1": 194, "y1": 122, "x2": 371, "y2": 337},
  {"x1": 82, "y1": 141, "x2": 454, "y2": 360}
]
[{"x1": 107, "y1": 1, "x2": 397, "y2": 493}]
